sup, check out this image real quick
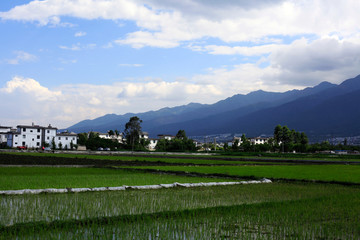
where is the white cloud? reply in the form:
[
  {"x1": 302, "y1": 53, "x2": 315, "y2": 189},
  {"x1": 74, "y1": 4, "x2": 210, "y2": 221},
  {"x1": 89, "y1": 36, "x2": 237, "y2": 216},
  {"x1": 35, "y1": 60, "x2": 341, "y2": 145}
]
[
  {"x1": 1, "y1": 76, "x2": 61, "y2": 101},
  {"x1": 59, "y1": 44, "x2": 81, "y2": 51},
  {"x1": 2, "y1": 0, "x2": 360, "y2": 49},
  {"x1": 74, "y1": 31, "x2": 86, "y2": 37},
  {"x1": 119, "y1": 63, "x2": 143, "y2": 67},
  {"x1": 5, "y1": 51, "x2": 37, "y2": 65},
  {"x1": 0, "y1": 76, "x2": 225, "y2": 128},
  {"x1": 267, "y1": 36, "x2": 360, "y2": 85},
  {"x1": 190, "y1": 43, "x2": 283, "y2": 56},
  {"x1": 1, "y1": 1, "x2": 360, "y2": 128},
  {"x1": 59, "y1": 43, "x2": 96, "y2": 51}
]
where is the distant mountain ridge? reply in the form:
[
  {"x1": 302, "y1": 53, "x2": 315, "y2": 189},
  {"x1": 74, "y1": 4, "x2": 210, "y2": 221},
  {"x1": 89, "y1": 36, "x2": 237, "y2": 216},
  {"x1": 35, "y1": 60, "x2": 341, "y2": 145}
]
[{"x1": 66, "y1": 75, "x2": 360, "y2": 141}]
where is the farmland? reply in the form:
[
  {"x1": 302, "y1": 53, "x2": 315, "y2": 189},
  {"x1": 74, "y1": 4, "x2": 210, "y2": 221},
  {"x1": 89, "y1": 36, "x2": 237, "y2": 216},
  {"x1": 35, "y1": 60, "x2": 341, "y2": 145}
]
[{"x1": 0, "y1": 152, "x2": 359, "y2": 239}]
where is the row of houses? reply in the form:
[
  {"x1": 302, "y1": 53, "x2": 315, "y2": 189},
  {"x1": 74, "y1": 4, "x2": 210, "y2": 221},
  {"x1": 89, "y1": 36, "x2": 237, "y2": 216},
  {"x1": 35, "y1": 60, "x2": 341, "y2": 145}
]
[
  {"x1": 95, "y1": 132, "x2": 176, "y2": 150},
  {"x1": 230, "y1": 136, "x2": 271, "y2": 146},
  {"x1": 0, "y1": 123, "x2": 77, "y2": 149}
]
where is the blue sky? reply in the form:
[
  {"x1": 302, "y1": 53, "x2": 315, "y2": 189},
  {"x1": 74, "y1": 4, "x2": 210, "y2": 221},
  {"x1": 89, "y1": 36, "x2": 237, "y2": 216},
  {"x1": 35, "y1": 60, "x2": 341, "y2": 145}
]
[{"x1": 1, "y1": 0, "x2": 360, "y2": 128}]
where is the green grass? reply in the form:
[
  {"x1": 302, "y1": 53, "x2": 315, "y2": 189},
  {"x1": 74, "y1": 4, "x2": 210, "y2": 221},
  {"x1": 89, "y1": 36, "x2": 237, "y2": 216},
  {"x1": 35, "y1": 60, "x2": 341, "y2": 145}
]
[
  {"x1": 0, "y1": 152, "x2": 281, "y2": 165},
  {"x1": 0, "y1": 167, "x2": 238, "y2": 190},
  {"x1": 3, "y1": 151, "x2": 360, "y2": 164},
  {"x1": 122, "y1": 164, "x2": 360, "y2": 183},
  {"x1": 1, "y1": 183, "x2": 359, "y2": 239}
]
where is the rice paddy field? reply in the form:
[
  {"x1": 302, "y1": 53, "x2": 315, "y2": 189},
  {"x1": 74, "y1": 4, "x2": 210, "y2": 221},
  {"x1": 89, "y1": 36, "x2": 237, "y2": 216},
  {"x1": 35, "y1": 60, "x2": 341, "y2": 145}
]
[{"x1": 0, "y1": 151, "x2": 359, "y2": 239}]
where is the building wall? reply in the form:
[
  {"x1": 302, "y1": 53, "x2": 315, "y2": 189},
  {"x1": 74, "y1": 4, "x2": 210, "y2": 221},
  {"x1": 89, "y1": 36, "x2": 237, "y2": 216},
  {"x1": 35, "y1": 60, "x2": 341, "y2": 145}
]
[
  {"x1": 16, "y1": 126, "x2": 43, "y2": 148},
  {"x1": 148, "y1": 139, "x2": 158, "y2": 150},
  {"x1": 54, "y1": 135, "x2": 77, "y2": 149},
  {"x1": 6, "y1": 125, "x2": 57, "y2": 148}
]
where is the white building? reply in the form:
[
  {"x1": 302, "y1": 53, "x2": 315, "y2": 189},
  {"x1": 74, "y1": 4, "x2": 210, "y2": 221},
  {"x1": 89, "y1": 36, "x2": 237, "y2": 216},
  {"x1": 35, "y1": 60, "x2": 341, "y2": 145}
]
[
  {"x1": 55, "y1": 132, "x2": 78, "y2": 149},
  {"x1": 148, "y1": 138, "x2": 158, "y2": 150},
  {"x1": 249, "y1": 137, "x2": 271, "y2": 145},
  {"x1": 140, "y1": 132, "x2": 149, "y2": 139},
  {"x1": 96, "y1": 132, "x2": 124, "y2": 143},
  {"x1": 6, "y1": 123, "x2": 78, "y2": 149},
  {"x1": 7, "y1": 124, "x2": 57, "y2": 148},
  {"x1": 158, "y1": 134, "x2": 175, "y2": 140}
]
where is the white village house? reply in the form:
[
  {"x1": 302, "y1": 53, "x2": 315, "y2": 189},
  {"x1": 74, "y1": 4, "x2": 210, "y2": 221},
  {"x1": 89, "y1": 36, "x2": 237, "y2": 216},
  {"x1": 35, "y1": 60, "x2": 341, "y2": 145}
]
[
  {"x1": 6, "y1": 123, "x2": 77, "y2": 149},
  {"x1": 55, "y1": 132, "x2": 78, "y2": 149},
  {"x1": 96, "y1": 132, "x2": 124, "y2": 143},
  {"x1": 231, "y1": 136, "x2": 271, "y2": 147}
]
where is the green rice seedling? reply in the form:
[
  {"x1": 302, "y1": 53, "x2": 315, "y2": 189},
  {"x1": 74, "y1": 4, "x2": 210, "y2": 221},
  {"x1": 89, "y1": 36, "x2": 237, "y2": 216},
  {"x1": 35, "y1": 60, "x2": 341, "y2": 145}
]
[
  {"x1": 0, "y1": 183, "x2": 358, "y2": 227},
  {"x1": 0, "y1": 167, "x2": 239, "y2": 190},
  {"x1": 2, "y1": 191, "x2": 359, "y2": 239},
  {"x1": 123, "y1": 164, "x2": 360, "y2": 183}
]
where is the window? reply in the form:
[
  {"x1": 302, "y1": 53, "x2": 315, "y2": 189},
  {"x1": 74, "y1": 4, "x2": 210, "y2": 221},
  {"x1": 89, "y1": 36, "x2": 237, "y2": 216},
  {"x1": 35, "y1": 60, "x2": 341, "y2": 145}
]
[
  {"x1": 23, "y1": 135, "x2": 26, "y2": 139},
  {"x1": 15, "y1": 135, "x2": 18, "y2": 137},
  {"x1": 15, "y1": 142, "x2": 18, "y2": 145},
  {"x1": 47, "y1": 130, "x2": 50, "y2": 133},
  {"x1": 30, "y1": 130, "x2": 33, "y2": 133},
  {"x1": 47, "y1": 137, "x2": 49, "y2": 140},
  {"x1": 59, "y1": 137, "x2": 61, "y2": 140},
  {"x1": 73, "y1": 137, "x2": 75, "y2": 140},
  {"x1": 23, "y1": 128, "x2": 26, "y2": 132},
  {"x1": 66, "y1": 137, "x2": 68, "y2": 140},
  {"x1": 37, "y1": 135, "x2": 40, "y2": 139},
  {"x1": 37, "y1": 129, "x2": 41, "y2": 133},
  {"x1": 32, "y1": 138, "x2": 34, "y2": 141},
  {"x1": 22, "y1": 142, "x2": 25, "y2": 146},
  {"x1": 37, "y1": 142, "x2": 40, "y2": 146}
]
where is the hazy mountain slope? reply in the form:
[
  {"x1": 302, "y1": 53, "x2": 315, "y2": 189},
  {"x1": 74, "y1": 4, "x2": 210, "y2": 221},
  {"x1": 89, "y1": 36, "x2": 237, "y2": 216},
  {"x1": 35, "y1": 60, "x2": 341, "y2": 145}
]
[
  {"x1": 66, "y1": 80, "x2": 336, "y2": 134},
  {"x1": 145, "y1": 75, "x2": 360, "y2": 138}
]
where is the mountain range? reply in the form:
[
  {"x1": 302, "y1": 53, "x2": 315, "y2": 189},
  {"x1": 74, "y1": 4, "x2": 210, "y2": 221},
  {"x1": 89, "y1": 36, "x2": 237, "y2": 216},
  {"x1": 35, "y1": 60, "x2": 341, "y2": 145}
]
[{"x1": 66, "y1": 75, "x2": 360, "y2": 141}]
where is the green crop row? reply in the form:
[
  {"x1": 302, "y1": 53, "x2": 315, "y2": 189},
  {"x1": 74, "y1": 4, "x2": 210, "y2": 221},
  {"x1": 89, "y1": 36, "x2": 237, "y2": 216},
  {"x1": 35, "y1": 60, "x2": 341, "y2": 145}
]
[
  {"x1": 0, "y1": 167, "x2": 237, "y2": 190},
  {"x1": 0, "y1": 152, "x2": 285, "y2": 166},
  {"x1": 122, "y1": 164, "x2": 360, "y2": 184},
  {"x1": 3, "y1": 151, "x2": 360, "y2": 165}
]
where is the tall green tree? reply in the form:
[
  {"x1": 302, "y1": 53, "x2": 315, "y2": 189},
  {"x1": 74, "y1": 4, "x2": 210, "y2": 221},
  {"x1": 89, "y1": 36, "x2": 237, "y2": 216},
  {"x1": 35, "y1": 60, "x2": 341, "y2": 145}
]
[
  {"x1": 232, "y1": 139, "x2": 239, "y2": 151},
  {"x1": 240, "y1": 134, "x2": 252, "y2": 152},
  {"x1": 123, "y1": 116, "x2": 143, "y2": 150},
  {"x1": 175, "y1": 130, "x2": 187, "y2": 139},
  {"x1": 156, "y1": 130, "x2": 195, "y2": 152},
  {"x1": 77, "y1": 133, "x2": 88, "y2": 145},
  {"x1": 51, "y1": 137, "x2": 56, "y2": 151},
  {"x1": 273, "y1": 124, "x2": 308, "y2": 152}
]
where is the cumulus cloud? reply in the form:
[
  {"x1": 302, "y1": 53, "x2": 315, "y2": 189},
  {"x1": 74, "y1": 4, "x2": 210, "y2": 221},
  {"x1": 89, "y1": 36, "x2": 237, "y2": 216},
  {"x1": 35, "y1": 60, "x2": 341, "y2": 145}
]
[
  {"x1": 0, "y1": 76, "x2": 224, "y2": 128},
  {"x1": 1, "y1": 1, "x2": 360, "y2": 128},
  {"x1": 1, "y1": 76, "x2": 61, "y2": 101},
  {"x1": 266, "y1": 36, "x2": 360, "y2": 85}
]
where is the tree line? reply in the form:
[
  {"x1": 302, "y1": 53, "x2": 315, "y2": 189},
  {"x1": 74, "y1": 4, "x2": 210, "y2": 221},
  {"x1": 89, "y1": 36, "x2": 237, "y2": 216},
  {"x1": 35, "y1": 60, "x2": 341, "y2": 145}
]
[
  {"x1": 77, "y1": 116, "x2": 196, "y2": 151},
  {"x1": 73, "y1": 118, "x2": 360, "y2": 153}
]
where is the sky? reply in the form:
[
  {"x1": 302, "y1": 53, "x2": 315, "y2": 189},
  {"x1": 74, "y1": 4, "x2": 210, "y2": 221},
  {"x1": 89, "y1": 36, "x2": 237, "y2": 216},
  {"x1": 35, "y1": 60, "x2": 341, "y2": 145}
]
[{"x1": 1, "y1": 0, "x2": 360, "y2": 129}]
